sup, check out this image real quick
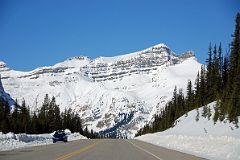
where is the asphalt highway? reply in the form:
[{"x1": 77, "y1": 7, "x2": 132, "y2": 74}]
[{"x1": 0, "y1": 139, "x2": 208, "y2": 160}]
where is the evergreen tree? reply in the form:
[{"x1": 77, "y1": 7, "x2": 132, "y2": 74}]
[
  {"x1": 177, "y1": 88, "x2": 185, "y2": 116},
  {"x1": 44, "y1": 96, "x2": 63, "y2": 132},
  {"x1": 186, "y1": 80, "x2": 193, "y2": 110},
  {"x1": 206, "y1": 44, "x2": 215, "y2": 101},
  {"x1": 172, "y1": 86, "x2": 178, "y2": 108},
  {"x1": 202, "y1": 105, "x2": 208, "y2": 118},
  {"x1": 229, "y1": 13, "x2": 240, "y2": 81},
  {"x1": 195, "y1": 108, "x2": 200, "y2": 122},
  {"x1": 0, "y1": 98, "x2": 10, "y2": 133},
  {"x1": 222, "y1": 55, "x2": 229, "y2": 90},
  {"x1": 84, "y1": 126, "x2": 89, "y2": 137},
  {"x1": 53, "y1": 101, "x2": 62, "y2": 131},
  {"x1": 74, "y1": 113, "x2": 83, "y2": 134},
  {"x1": 212, "y1": 45, "x2": 221, "y2": 96},
  {"x1": 19, "y1": 100, "x2": 31, "y2": 133},
  {"x1": 11, "y1": 100, "x2": 21, "y2": 133},
  {"x1": 213, "y1": 101, "x2": 220, "y2": 124},
  {"x1": 217, "y1": 43, "x2": 223, "y2": 93},
  {"x1": 207, "y1": 106, "x2": 212, "y2": 120},
  {"x1": 199, "y1": 66, "x2": 206, "y2": 106},
  {"x1": 221, "y1": 13, "x2": 240, "y2": 124},
  {"x1": 194, "y1": 72, "x2": 201, "y2": 107},
  {"x1": 31, "y1": 112, "x2": 40, "y2": 134}
]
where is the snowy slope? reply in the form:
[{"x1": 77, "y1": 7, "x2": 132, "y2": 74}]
[
  {"x1": 136, "y1": 102, "x2": 240, "y2": 160},
  {"x1": 0, "y1": 44, "x2": 201, "y2": 137}
]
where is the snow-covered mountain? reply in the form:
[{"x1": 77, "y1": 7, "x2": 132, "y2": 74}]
[{"x1": 0, "y1": 44, "x2": 201, "y2": 138}]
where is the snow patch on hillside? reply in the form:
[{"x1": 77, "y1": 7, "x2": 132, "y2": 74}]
[{"x1": 136, "y1": 102, "x2": 240, "y2": 160}]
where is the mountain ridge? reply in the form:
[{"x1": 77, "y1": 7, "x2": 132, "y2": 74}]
[{"x1": 0, "y1": 43, "x2": 195, "y2": 72}]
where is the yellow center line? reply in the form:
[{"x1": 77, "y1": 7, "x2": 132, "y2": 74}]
[{"x1": 55, "y1": 140, "x2": 102, "y2": 160}]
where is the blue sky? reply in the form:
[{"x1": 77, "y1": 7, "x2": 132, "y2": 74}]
[{"x1": 0, "y1": 0, "x2": 239, "y2": 71}]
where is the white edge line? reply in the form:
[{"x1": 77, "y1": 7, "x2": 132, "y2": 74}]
[{"x1": 126, "y1": 140, "x2": 164, "y2": 160}]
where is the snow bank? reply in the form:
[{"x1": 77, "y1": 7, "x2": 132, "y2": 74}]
[
  {"x1": 136, "y1": 102, "x2": 240, "y2": 160},
  {"x1": 0, "y1": 132, "x2": 52, "y2": 151},
  {"x1": 137, "y1": 134, "x2": 240, "y2": 160},
  {"x1": 68, "y1": 132, "x2": 87, "y2": 141},
  {"x1": 0, "y1": 130, "x2": 87, "y2": 151}
]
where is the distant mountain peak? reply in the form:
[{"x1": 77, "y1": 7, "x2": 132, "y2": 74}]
[
  {"x1": 179, "y1": 51, "x2": 195, "y2": 59},
  {"x1": 67, "y1": 56, "x2": 89, "y2": 61},
  {"x1": 151, "y1": 43, "x2": 168, "y2": 48},
  {"x1": 0, "y1": 61, "x2": 10, "y2": 72},
  {"x1": 0, "y1": 61, "x2": 7, "y2": 68}
]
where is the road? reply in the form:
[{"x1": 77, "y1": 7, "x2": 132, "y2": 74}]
[{"x1": 0, "y1": 139, "x2": 207, "y2": 160}]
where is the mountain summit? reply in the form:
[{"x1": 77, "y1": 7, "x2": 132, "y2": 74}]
[{"x1": 1, "y1": 43, "x2": 201, "y2": 137}]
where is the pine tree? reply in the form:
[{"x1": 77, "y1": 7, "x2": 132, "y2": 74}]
[
  {"x1": 186, "y1": 80, "x2": 193, "y2": 110},
  {"x1": 178, "y1": 88, "x2": 185, "y2": 116},
  {"x1": 11, "y1": 100, "x2": 21, "y2": 133},
  {"x1": 213, "y1": 100, "x2": 220, "y2": 123},
  {"x1": 206, "y1": 44, "x2": 215, "y2": 101},
  {"x1": 217, "y1": 43, "x2": 223, "y2": 93},
  {"x1": 202, "y1": 105, "x2": 208, "y2": 118},
  {"x1": 229, "y1": 13, "x2": 240, "y2": 81},
  {"x1": 212, "y1": 45, "x2": 218, "y2": 91},
  {"x1": 74, "y1": 113, "x2": 83, "y2": 134},
  {"x1": 211, "y1": 44, "x2": 222, "y2": 96},
  {"x1": 172, "y1": 86, "x2": 178, "y2": 106},
  {"x1": 19, "y1": 100, "x2": 31, "y2": 133},
  {"x1": 38, "y1": 94, "x2": 50, "y2": 133},
  {"x1": 84, "y1": 126, "x2": 89, "y2": 137},
  {"x1": 47, "y1": 97, "x2": 55, "y2": 132},
  {"x1": 195, "y1": 108, "x2": 200, "y2": 122},
  {"x1": 53, "y1": 101, "x2": 62, "y2": 131},
  {"x1": 194, "y1": 72, "x2": 201, "y2": 107},
  {"x1": 222, "y1": 55, "x2": 229, "y2": 90},
  {"x1": 31, "y1": 112, "x2": 40, "y2": 134},
  {"x1": 199, "y1": 66, "x2": 206, "y2": 106},
  {"x1": 221, "y1": 13, "x2": 240, "y2": 124},
  {"x1": 0, "y1": 98, "x2": 10, "y2": 133},
  {"x1": 207, "y1": 106, "x2": 212, "y2": 120}
]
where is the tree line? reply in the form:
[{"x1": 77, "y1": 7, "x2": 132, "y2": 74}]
[
  {"x1": 136, "y1": 13, "x2": 240, "y2": 136},
  {"x1": 0, "y1": 94, "x2": 98, "y2": 138}
]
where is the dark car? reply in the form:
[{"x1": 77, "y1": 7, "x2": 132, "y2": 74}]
[{"x1": 52, "y1": 130, "x2": 68, "y2": 143}]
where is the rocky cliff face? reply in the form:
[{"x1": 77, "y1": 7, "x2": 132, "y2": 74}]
[
  {"x1": 0, "y1": 72, "x2": 15, "y2": 107},
  {"x1": 81, "y1": 44, "x2": 194, "y2": 82},
  {"x1": 0, "y1": 44, "x2": 200, "y2": 138}
]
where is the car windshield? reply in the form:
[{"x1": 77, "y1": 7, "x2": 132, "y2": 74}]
[{"x1": 54, "y1": 131, "x2": 65, "y2": 138}]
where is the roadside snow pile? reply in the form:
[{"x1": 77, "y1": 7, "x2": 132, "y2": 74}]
[
  {"x1": 0, "y1": 132, "x2": 52, "y2": 151},
  {"x1": 68, "y1": 132, "x2": 87, "y2": 141},
  {"x1": 136, "y1": 102, "x2": 240, "y2": 160},
  {"x1": 0, "y1": 130, "x2": 87, "y2": 151}
]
